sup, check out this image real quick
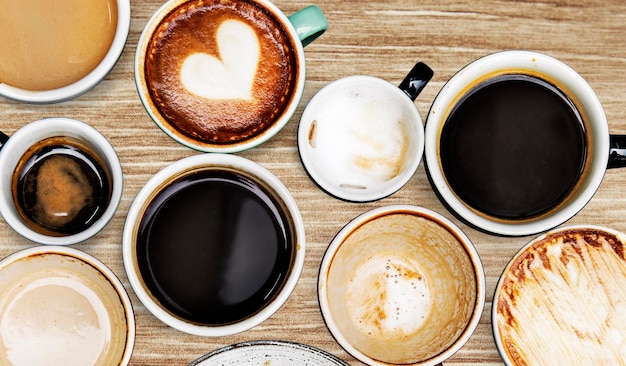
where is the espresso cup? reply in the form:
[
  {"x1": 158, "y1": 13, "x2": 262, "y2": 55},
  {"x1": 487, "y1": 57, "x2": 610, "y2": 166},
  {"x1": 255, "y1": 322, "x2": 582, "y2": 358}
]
[
  {"x1": 425, "y1": 50, "x2": 626, "y2": 237},
  {"x1": 298, "y1": 62, "x2": 433, "y2": 202},
  {"x1": 0, "y1": 118, "x2": 123, "y2": 245},
  {"x1": 493, "y1": 225, "x2": 626, "y2": 365},
  {"x1": 135, "y1": 0, "x2": 328, "y2": 153},
  {"x1": 0, "y1": 0, "x2": 130, "y2": 104},
  {"x1": 0, "y1": 245, "x2": 135, "y2": 365},
  {"x1": 318, "y1": 205, "x2": 485, "y2": 366},
  {"x1": 122, "y1": 154, "x2": 306, "y2": 336}
]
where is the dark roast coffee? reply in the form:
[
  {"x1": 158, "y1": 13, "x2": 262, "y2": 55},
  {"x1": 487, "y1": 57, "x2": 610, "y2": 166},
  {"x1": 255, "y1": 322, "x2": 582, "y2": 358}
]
[
  {"x1": 440, "y1": 74, "x2": 587, "y2": 220},
  {"x1": 12, "y1": 137, "x2": 112, "y2": 236},
  {"x1": 136, "y1": 170, "x2": 293, "y2": 325}
]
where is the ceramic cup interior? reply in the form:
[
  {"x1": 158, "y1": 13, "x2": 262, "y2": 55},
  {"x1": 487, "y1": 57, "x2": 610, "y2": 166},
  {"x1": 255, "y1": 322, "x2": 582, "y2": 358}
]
[
  {"x1": 493, "y1": 225, "x2": 626, "y2": 365},
  {"x1": 0, "y1": 118, "x2": 123, "y2": 245},
  {"x1": 318, "y1": 205, "x2": 485, "y2": 365},
  {"x1": 122, "y1": 153, "x2": 306, "y2": 336},
  {"x1": 425, "y1": 50, "x2": 609, "y2": 236},
  {"x1": 135, "y1": 0, "x2": 327, "y2": 153},
  {"x1": 0, "y1": 0, "x2": 130, "y2": 104},
  {"x1": 298, "y1": 76, "x2": 424, "y2": 202},
  {"x1": 0, "y1": 245, "x2": 135, "y2": 365}
]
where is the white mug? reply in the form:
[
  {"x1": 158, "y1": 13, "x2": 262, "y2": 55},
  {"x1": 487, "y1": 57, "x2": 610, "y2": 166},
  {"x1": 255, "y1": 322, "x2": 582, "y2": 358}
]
[
  {"x1": 425, "y1": 50, "x2": 625, "y2": 236},
  {"x1": 0, "y1": 118, "x2": 123, "y2": 245}
]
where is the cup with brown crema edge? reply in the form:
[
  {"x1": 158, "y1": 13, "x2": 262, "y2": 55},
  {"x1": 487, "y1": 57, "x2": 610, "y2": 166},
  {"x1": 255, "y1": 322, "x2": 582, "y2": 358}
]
[
  {"x1": 0, "y1": 245, "x2": 135, "y2": 366},
  {"x1": 135, "y1": 0, "x2": 328, "y2": 153},
  {"x1": 0, "y1": 118, "x2": 123, "y2": 245},
  {"x1": 493, "y1": 225, "x2": 626, "y2": 365},
  {"x1": 318, "y1": 205, "x2": 485, "y2": 366},
  {"x1": 0, "y1": 0, "x2": 130, "y2": 104}
]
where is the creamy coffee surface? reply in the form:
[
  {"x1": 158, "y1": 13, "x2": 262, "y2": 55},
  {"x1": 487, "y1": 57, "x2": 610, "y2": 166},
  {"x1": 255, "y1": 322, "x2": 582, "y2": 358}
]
[
  {"x1": 496, "y1": 229, "x2": 626, "y2": 365},
  {"x1": 306, "y1": 83, "x2": 411, "y2": 190},
  {"x1": 0, "y1": 0, "x2": 118, "y2": 91},
  {"x1": 145, "y1": 0, "x2": 297, "y2": 143},
  {"x1": 0, "y1": 258, "x2": 119, "y2": 365}
]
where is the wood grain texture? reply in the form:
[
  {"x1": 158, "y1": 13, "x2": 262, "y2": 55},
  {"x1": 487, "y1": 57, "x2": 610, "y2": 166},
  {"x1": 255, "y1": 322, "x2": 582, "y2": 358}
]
[{"x1": 2, "y1": 0, "x2": 626, "y2": 365}]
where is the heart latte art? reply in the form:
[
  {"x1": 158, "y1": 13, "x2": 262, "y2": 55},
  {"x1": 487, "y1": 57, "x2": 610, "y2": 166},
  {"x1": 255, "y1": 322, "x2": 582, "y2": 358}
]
[
  {"x1": 144, "y1": 0, "x2": 298, "y2": 144},
  {"x1": 181, "y1": 20, "x2": 260, "y2": 100}
]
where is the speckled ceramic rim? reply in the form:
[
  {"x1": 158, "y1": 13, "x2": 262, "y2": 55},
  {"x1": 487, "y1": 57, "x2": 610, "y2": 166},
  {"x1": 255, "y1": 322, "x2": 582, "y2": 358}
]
[
  {"x1": 0, "y1": 245, "x2": 136, "y2": 365},
  {"x1": 318, "y1": 205, "x2": 486, "y2": 366},
  {"x1": 189, "y1": 340, "x2": 348, "y2": 365},
  {"x1": 0, "y1": 118, "x2": 123, "y2": 245},
  {"x1": 297, "y1": 76, "x2": 425, "y2": 202},
  {"x1": 122, "y1": 154, "x2": 306, "y2": 336},
  {"x1": 425, "y1": 50, "x2": 609, "y2": 237},
  {"x1": 0, "y1": 0, "x2": 131, "y2": 104},
  {"x1": 491, "y1": 224, "x2": 625, "y2": 365},
  {"x1": 134, "y1": 0, "x2": 308, "y2": 153}
]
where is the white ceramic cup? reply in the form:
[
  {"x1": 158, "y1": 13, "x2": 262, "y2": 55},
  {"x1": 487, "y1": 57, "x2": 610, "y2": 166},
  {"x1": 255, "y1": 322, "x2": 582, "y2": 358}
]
[
  {"x1": 318, "y1": 205, "x2": 485, "y2": 366},
  {"x1": 122, "y1": 153, "x2": 306, "y2": 336},
  {"x1": 425, "y1": 50, "x2": 617, "y2": 237},
  {"x1": 135, "y1": 0, "x2": 328, "y2": 153},
  {"x1": 298, "y1": 63, "x2": 432, "y2": 202},
  {"x1": 0, "y1": 0, "x2": 130, "y2": 104},
  {"x1": 0, "y1": 118, "x2": 123, "y2": 245},
  {"x1": 0, "y1": 245, "x2": 135, "y2": 365},
  {"x1": 492, "y1": 225, "x2": 626, "y2": 365}
]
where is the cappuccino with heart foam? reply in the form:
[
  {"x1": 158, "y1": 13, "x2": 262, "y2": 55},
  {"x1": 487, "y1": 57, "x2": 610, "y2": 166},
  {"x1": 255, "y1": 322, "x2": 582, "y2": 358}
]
[{"x1": 144, "y1": 0, "x2": 298, "y2": 144}]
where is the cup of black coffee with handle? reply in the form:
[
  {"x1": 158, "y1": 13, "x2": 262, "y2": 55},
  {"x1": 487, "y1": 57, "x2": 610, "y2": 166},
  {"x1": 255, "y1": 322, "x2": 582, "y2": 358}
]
[{"x1": 425, "y1": 50, "x2": 626, "y2": 236}]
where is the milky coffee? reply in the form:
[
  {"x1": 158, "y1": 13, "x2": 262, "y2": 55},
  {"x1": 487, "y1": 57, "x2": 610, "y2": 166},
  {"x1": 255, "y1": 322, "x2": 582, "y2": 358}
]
[
  {"x1": 0, "y1": 0, "x2": 118, "y2": 91},
  {"x1": 144, "y1": 0, "x2": 298, "y2": 144},
  {"x1": 326, "y1": 213, "x2": 477, "y2": 364},
  {"x1": 0, "y1": 253, "x2": 129, "y2": 365},
  {"x1": 495, "y1": 227, "x2": 626, "y2": 365}
]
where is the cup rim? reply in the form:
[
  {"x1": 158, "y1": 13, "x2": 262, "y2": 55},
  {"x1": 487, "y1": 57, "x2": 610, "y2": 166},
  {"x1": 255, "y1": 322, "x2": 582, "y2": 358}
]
[
  {"x1": 297, "y1": 75, "x2": 425, "y2": 202},
  {"x1": 0, "y1": 245, "x2": 136, "y2": 365},
  {"x1": 491, "y1": 224, "x2": 625, "y2": 365},
  {"x1": 134, "y1": 0, "x2": 307, "y2": 153},
  {"x1": 424, "y1": 50, "x2": 609, "y2": 237},
  {"x1": 318, "y1": 205, "x2": 485, "y2": 365},
  {"x1": 0, "y1": 117, "x2": 124, "y2": 245},
  {"x1": 0, "y1": 0, "x2": 131, "y2": 104},
  {"x1": 122, "y1": 153, "x2": 306, "y2": 336}
]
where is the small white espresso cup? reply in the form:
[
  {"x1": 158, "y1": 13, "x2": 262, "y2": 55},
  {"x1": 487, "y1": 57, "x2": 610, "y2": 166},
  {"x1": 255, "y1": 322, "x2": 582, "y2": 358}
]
[
  {"x1": 0, "y1": 118, "x2": 123, "y2": 245},
  {"x1": 298, "y1": 63, "x2": 433, "y2": 202},
  {"x1": 425, "y1": 50, "x2": 618, "y2": 236},
  {"x1": 0, "y1": 0, "x2": 130, "y2": 104},
  {"x1": 123, "y1": 154, "x2": 305, "y2": 336},
  {"x1": 319, "y1": 205, "x2": 485, "y2": 365},
  {"x1": 0, "y1": 245, "x2": 135, "y2": 365}
]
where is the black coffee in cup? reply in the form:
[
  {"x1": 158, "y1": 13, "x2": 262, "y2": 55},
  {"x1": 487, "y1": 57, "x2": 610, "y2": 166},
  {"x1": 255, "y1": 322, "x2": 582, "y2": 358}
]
[
  {"x1": 439, "y1": 73, "x2": 587, "y2": 220},
  {"x1": 136, "y1": 169, "x2": 294, "y2": 325},
  {"x1": 12, "y1": 136, "x2": 112, "y2": 236}
]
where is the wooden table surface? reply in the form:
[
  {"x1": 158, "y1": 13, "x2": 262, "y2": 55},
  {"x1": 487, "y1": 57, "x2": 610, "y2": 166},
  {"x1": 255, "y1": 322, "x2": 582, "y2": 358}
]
[{"x1": 2, "y1": 0, "x2": 626, "y2": 365}]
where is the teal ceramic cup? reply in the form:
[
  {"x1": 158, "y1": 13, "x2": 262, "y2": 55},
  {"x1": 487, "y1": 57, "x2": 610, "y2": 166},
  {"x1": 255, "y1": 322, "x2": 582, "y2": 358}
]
[{"x1": 135, "y1": 0, "x2": 328, "y2": 153}]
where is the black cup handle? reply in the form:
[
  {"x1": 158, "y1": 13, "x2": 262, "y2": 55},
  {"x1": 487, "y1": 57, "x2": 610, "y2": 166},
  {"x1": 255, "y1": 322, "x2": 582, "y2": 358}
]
[
  {"x1": 608, "y1": 134, "x2": 626, "y2": 169},
  {"x1": 399, "y1": 62, "x2": 434, "y2": 101},
  {"x1": 0, "y1": 131, "x2": 9, "y2": 151}
]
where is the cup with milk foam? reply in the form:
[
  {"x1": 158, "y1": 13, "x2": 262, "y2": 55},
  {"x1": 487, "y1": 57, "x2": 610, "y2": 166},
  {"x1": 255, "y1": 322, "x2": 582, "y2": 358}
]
[
  {"x1": 298, "y1": 62, "x2": 433, "y2": 202},
  {"x1": 318, "y1": 205, "x2": 485, "y2": 366},
  {"x1": 0, "y1": 246, "x2": 135, "y2": 365}
]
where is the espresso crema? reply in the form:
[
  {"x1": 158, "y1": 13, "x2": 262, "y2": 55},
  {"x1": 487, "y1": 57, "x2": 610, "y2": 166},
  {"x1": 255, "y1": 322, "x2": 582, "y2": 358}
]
[
  {"x1": 145, "y1": 0, "x2": 298, "y2": 144},
  {"x1": 496, "y1": 229, "x2": 626, "y2": 365},
  {"x1": 0, "y1": 0, "x2": 118, "y2": 91}
]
